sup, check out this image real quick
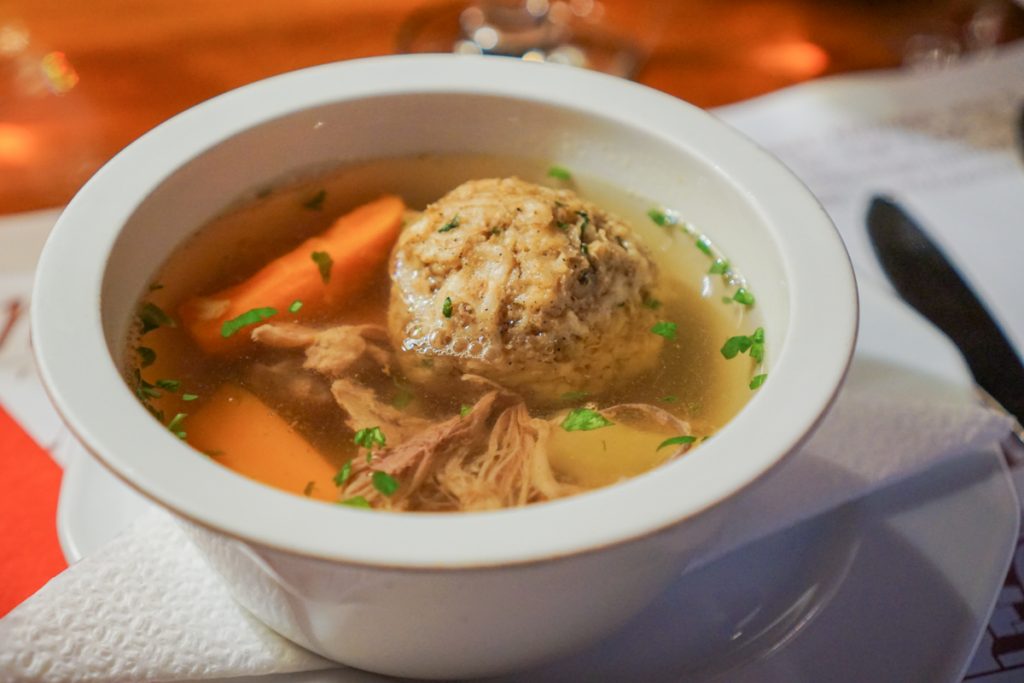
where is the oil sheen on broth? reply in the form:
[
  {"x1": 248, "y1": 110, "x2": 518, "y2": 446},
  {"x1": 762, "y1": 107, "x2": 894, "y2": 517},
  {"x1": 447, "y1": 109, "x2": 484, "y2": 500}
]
[{"x1": 127, "y1": 155, "x2": 766, "y2": 510}]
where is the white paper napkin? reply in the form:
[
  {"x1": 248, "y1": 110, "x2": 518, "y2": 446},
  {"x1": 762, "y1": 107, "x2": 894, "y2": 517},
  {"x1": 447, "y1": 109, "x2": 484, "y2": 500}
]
[{"x1": 0, "y1": 355, "x2": 1013, "y2": 683}]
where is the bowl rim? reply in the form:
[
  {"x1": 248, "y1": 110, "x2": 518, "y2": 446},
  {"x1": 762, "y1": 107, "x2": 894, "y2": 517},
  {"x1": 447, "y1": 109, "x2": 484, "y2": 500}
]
[{"x1": 32, "y1": 54, "x2": 857, "y2": 569}]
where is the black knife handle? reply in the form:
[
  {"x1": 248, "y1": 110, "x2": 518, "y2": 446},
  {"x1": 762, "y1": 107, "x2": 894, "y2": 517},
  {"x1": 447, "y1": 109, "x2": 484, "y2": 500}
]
[{"x1": 867, "y1": 195, "x2": 1024, "y2": 423}]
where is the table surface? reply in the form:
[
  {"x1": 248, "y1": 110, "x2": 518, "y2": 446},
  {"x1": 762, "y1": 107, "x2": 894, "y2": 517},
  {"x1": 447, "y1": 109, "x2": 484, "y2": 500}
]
[{"x1": 2, "y1": 0, "x2": 1023, "y2": 215}]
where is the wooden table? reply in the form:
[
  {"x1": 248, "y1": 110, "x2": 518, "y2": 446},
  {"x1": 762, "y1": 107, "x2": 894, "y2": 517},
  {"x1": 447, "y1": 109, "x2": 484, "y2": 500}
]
[{"x1": 1, "y1": 0, "x2": 1022, "y2": 214}]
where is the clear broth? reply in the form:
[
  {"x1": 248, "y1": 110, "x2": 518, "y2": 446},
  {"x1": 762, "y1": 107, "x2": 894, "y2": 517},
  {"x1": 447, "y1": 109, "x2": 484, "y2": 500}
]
[{"x1": 130, "y1": 154, "x2": 764, "y2": 501}]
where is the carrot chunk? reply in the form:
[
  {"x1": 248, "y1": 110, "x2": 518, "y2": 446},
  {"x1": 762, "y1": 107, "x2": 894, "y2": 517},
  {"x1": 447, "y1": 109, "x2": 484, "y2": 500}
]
[
  {"x1": 186, "y1": 384, "x2": 339, "y2": 502},
  {"x1": 179, "y1": 195, "x2": 405, "y2": 354}
]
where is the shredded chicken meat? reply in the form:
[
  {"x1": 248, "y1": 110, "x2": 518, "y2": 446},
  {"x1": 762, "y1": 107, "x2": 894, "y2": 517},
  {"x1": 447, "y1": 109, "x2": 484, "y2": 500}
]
[{"x1": 252, "y1": 320, "x2": 693, "y2": 512}]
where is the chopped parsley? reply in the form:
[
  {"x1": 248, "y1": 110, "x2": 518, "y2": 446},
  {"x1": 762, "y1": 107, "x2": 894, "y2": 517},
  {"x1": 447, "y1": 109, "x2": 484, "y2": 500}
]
[
  {"x1": 220, "y1": 306, "x2": 277, "y2": 338},
  {"x1": 643, "y1": 296, "x2": 662, "y2": 310},
  {"x1": 442, "y1": 296, "x2": 453, "y2": 318},
  {"x1": 651, "y1": 321, "x2": 678, "y2": 340},
  {"x1": 720, "y1": 334, "x2": 752, "y2": 359},
  {"x1": 460, "y1": 404, "x2": 473, "y2": 417},
  {"x1": 311, "y1": 251, "x2": 333, "y2": 283},
  {"x1": 354, "y1": 426, "x2": 386, "y2": 450},
  {"x1": 721, "y1": 296, "x2": 734, "y2": 304},
  {"x1": 167, "y1": 412, "x2": 187, "y2": 439},
  {"x1": 137, "y1": 346, "x2": 156, "y2": 368},
  {"x1": 750, "y1": 373, "x2": 768, "y2": 390},
  {"x1": 333, "y1": 461, "x2": 352, "y2": 487},
  {"x1": 438, "y1": 215, "x2": 460, "y2": 233},
  {"x1": 561, "y1": 408, "x2": 613, "y2": 432},
  {"x1": 660, "y1": 395, "x2": 679, "y2": 403},
  {"x1": 303, "y1": 481, "x2": 315, "y2": 496},
  {"x1": 372, "y1": 471, "x2": 399, "y2": 496},
  {"x1": 547, "y1": 165, "x2": 572, "y2": 181},
  {"x1": 339, "y1": 496, "x2": 371, "y2": 508},
  {"x1": 657, "y1": 435, "x2": 696, "y2": 451},
  {"x1": 289, "y1": 300, "x2": 303, "y2": 313},
  {"x1": 733, "y1": 288, "x2": 756, "y2": 306},
  {"x1": 155, "y1": 378, "x2": 179, "y2": 392},
  {"x1": 709, "y1": 258, "x2": 730, "y2": 275},
  {"x1": 302, "y1": 189, "x2": 326, "y2": 210},
  {"x1": 182, "y1": 393, "x2": 199, "y2": 401},
  {"x1": 750, "y1": 327, "x2": 765, "y2": 363},
  {"x1": 721, "y1": 327, "x2": 765, "y2": 362},
  {"x1": 696, "y1": 236, "x2": 712, "y2": 255},
  {"x1": 647, "y1": 207, "x2": 678, "y2": 227},
  {"x1": 138, "y1": 302, "x2": 175, "y2": 334},
  {"x1": 133, "y1": 370, "x2": 161, "y2": 400},
  {"x1": 560, "y1": 390, "x2": 589, "y2": 402}
]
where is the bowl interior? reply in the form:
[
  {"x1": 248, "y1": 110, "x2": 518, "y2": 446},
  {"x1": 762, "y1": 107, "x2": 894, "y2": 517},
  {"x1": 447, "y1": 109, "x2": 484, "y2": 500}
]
[{"x1": 35, "y1": 56, "x2": 855, "y2": 568}]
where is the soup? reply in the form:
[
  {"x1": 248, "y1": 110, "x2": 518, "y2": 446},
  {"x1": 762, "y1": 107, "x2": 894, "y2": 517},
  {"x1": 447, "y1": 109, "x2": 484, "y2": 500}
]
[{"x1": 125, "y1": 155, "x2": 766, "y2": 511}]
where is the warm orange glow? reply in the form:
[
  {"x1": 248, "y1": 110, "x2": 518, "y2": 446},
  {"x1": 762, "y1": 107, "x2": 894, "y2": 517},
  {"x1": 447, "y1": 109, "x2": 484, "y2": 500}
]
[
  {"x1": 0, "y1": 124, "x2": 35, "y2": 165},
  {"x1": 41, "y1": 51, "x2": 79, "y2": 93},
  {"x1": 752, "y1": 39, "x2": 829, "y2": 79}
]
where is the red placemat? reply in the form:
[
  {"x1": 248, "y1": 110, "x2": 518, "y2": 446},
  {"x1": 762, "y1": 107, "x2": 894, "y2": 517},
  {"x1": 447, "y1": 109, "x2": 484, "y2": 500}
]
[{"x1": 0, "y1": 402, "x2": 67, "y2": 617}]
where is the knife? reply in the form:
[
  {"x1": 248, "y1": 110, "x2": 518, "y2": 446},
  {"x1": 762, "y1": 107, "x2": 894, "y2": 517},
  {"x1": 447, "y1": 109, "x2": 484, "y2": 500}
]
[{"x1": 866, "y1": 195, "x2": 1024, "y2": 456}]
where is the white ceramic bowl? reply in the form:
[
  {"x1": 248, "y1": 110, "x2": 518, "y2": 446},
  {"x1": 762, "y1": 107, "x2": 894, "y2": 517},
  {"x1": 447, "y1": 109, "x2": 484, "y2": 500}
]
[{"x1": 32, "y1": 55, "x2": 856, "y2": 679}]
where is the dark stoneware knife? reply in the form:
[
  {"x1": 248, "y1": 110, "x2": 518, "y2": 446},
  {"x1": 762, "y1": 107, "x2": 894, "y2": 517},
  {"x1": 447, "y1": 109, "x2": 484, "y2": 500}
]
[{"x1": 866, "y1": 195, "x2": 1024, "y2": 458}]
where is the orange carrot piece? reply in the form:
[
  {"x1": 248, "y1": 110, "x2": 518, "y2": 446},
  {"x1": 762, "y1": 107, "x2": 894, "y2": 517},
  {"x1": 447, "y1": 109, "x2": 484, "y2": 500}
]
[
  {"x1": 179, "y1": 195, "x2": 405, "y2": 354},
  {"x1": 185, "y1": 384, "x2": 340, "y2": 502}
]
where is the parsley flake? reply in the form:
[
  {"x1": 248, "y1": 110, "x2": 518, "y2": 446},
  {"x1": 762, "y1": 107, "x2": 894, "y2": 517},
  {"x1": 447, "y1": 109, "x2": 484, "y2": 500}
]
[
  {"x1": 138, "y1": 302, "x2": 175, "y2": 334},
  {"x1": 709, "y1": 258, "x2": 730, "y2": 275},
  {"x1": 333, "y1": 461, "x2": 352, "y2": 487},
  {"x1": 167, "y1": 412, "x2": 187, "y2": 439},
  {"x1": 560, "y1": 390, "x2": 589, "y2": 402},
  {"x1": 460, "y1": 404, "x2": 473, "y2": 417},
  {"x1": 442, "y1": 296, "x2": 453, "y2": 318},
  {"x1": 134, "y1": 370, "x2": 161, "y2": 400},
  {"x1": 311, "y1": 251, "x2": 333, "y2": 283},
  {"x1": 733, "y1": 288, "x2": 756, "y2": 306},
  {"x1": 657, "y1": 435, "x2": 697, "y2": 451},
  {"x1": 155, "y1": 378, "x2": 179, "y2": 392},
  {"x1": 750, "y1": 373, "x2": 768, "y2": 390},
  {"x1": 339, "y1": 496, "x2": 371, "y2": 508},
  {"x1": 372, "y1": 471, "x2": 399, "y2": 496},
  {"x1": 220, "y1": 306, "x2": 277, "y2": 338},
  {"x1": 354, "y1": 426, "x2": 386, "y2": 450},
  {"x1": 647, "y1": 207, "x2": 678, "y2": 227},
  {"x1": 721, "y1": 327, "x2": 765, "y2": 362},
  {"x1": 561, "y1": 408, "x2": 613, "y2": 432},
  {"x1": 438, "y1": 215, "x2": 460, "y2": 233},
  {"x1": 696, "y1": 236, "x2": 712, "y2": 255},
  {"x1": 720, "y1": 334, "x2": 753, "y2": 359},
  {"x1": 289, "y1": 300, "x2": 303, "y2": 313},
  {"x1": 651, "y1": 321, "x2": 678, "y2": 340},
  {"x1": 182, "y1": 393, "x2": 198, "y2": 401},
  {"x1": 302, "y1": 189, "x2": 326, "y2": 210},
  {"x1": 547, "y1": 165, "x2": 572, "y2": 181},
  {"x1": 660, "y1": 395, "x2": 679, "y2": 403},
  {"x1": 137, "y1": 346, "x2": 156, "y2": 368},
  {"x1": 643, "y1": 296, "x2": 662, "y2": 310}
]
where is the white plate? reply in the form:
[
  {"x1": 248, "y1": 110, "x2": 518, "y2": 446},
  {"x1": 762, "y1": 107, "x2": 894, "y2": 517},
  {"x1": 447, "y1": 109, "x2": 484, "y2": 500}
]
[{"x1": 58, "y1": 281, "x2": 1019, "y2": 682}]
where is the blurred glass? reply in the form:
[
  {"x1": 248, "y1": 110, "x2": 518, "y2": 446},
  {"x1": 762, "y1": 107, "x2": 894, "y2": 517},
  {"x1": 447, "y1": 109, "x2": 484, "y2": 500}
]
[{"x1": 396, "y1": 0, "x2": 653, "y2": 78}]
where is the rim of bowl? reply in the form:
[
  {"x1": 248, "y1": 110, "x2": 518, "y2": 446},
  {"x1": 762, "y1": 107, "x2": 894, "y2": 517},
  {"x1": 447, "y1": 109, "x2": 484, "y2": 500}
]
[{"x1": 32, "y1": 54, "x2": 857, "y2": 569}]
